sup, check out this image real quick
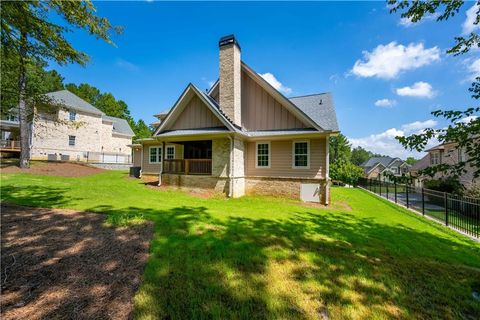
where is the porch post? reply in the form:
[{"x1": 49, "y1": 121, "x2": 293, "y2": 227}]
[{"x1": 158, "y1": 140, "x2": 165, "y2": 186}]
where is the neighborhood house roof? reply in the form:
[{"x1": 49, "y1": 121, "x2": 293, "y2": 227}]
[
  {"x1": 45, "y1": 90, "x2": 103, "y2": 116},
  {"x1": 289, "y1": 93, "x2": 339, "y2": 132},
  {"x1": 102, "y1": 115, "x2": 135, "y2": 136},
  {"x1": 361, "y1": 156, "x2": 396, "y2": 168}
]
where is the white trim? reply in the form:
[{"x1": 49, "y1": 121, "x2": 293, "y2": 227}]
[
  {"x1": 292, "y1": 140, "x2": 310, "y2": 169},
  {"x1": 153, "y1": 84, "x2": 236, "y2": 136},
  {"x1": 325, "y1": 135, "x2": 329, "y2": 179},
  {"x1": 148, "y1": 146, "x2": 162, "y2": 164},
  {"x1": 207, "y1": 79, "x2": 219, "y2": 96},
  {"x1": 255, "y1": 141, "x2": 271, "y2": 169},
  {"x1": 166, "y1": 145, "x2": 175, "y2": 160}
]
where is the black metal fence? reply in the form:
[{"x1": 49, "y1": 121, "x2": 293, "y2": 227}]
[{"x1": 357, "y1": 178, "x2": 480, "y2": 238}]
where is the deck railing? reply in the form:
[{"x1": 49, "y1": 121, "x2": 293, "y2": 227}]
[
  {"x1": 0, "y1": 140, "x2": 20, "y2": 150},
  {"x1": 163, "y1": 159, "x2": 212, "y2": 175}
]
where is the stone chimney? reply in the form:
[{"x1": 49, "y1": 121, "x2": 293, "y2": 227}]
[{"x1": 219, "y1": 35, "x2": 241, "y2": 126}]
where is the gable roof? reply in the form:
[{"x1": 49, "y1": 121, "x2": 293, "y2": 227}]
[
  {"x1": 289, "y1": 93, "x2": 339, "y2": 132},
  {"x1": 102, "y1": 115, "x2": 135, "y2": 136},
  {"x1": 45, "y1": 90, "x2": 103, "y2": 116},
  {"x1": 361, "y1": 156, "x2": 394, "y2": 168},
  {"x1": 153, "y1": 83, "x2": 238, "y2": 136}
]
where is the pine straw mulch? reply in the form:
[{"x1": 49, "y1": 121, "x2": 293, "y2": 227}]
[
  {"x1": 0, "y1": 203, "x2": 153, "y2": 320},
  {"x1": 0, "y1": 162, "x2": 105, "y2": 177}
]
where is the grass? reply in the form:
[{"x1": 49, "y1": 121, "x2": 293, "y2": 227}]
[{"x1": 1, "y1": 170, "x2": 480, "y2": 319}]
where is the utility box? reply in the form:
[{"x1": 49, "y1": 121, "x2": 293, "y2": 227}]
[{"x1": 300, "y1": 183, "x2": 320, "y2": 203}]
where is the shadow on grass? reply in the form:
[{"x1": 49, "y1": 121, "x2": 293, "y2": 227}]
[
  {"x1": 2, "y1": 184, "x2": 480, "y2": 319},
  {"x1": 88, "y1": 204, "x2": 480, "y2": 320}
]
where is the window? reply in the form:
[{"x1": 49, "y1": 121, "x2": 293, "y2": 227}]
[
  {"x1": 166, "y1": 146, "x2": 175, "y2": 160},
  {"x1": 256, "y1": 142, "x2": 270, "y2": 168},
  {"x1": 149, "y1": 146, "x2": 162, "y2": 163},
  {"x1": 293, "y1": 141, "x2": 309, "y2": 168},
  {"x1": 68, "y1": 135, "x2": 76, "y2": 146},
  {"x1": 430, "y1": 152, "x2": 440, "y2": 165},
  {"x1": 69, "y1": 111, "x2": 76, "y2": 121},
  {"x1": 458, "y1": 147, "x2": 466, "y2": 163}
]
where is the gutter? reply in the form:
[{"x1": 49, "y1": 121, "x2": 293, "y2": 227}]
[{"x1": 228, "y1": 135, "x2": 234, "y2": 197}]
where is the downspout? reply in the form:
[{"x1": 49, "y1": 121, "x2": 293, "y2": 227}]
[
  {"x1": 325, "y1": 134, "x2": 330, "y2": 205},
  {"x1": 158, "y1": 140, "x2": 165, "y2": 186},
  {"x1": 228, "y1": 135, "x2": 234, "y2": 197}
]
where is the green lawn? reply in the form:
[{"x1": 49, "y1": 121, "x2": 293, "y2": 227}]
[{"x1": 1, "y1": 170, "x2": 480, "y2": 319}]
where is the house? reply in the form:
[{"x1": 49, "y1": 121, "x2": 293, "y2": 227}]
[
  {"x1": 0, "y1": 90, "x2": 134, "y2": 163},
  {"x1": 132, "y1": 35, "x2": 339, "y2": 204},
  {"x1": 410, "y1": 141, "x2": 478, "y2": 188},
  {"x1": 360, "y1": 156, "x2": 410, "y2": 180}
]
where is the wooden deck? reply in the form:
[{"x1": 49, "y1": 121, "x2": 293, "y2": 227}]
[{"x1": 0, "y1": 140, "x2": 20, "y2": 153}]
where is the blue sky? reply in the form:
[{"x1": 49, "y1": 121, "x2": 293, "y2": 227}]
[{"x1": 51, "y1": 1, "x2": 479, "y2": 158}]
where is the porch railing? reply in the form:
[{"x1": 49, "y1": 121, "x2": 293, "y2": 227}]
[
  {"x1": 163, "y1": 159, "x2": 212, "y2": 175},
  {"x1": 0, "y1": 140, "x2": 20, "y2": 150}
]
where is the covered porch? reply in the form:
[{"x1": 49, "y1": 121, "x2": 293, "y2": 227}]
[{"x1": 161, "y1": 140, "x2": 213, "y2": 175}]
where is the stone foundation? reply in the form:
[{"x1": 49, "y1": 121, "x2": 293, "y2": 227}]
[
  {"x1": 161, "y1": 174, "x2": 229, "y2": 194},
  {"x1": 245, "y1": 177, "x2": 329, "y2": 204}
]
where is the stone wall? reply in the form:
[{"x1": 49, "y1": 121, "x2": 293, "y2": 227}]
[
  {"x1": 161, "y1": 174, "x2": 229, "y2": 194},
  {"x1": 31, "y1": 109, "x2": 132, "y2": 162},
  {"x1": 212, "y1": 138, "x2": 230, "y2": 177},
  {"x1": 245, "y1": 177, "x2": 329, "y2": 204}
]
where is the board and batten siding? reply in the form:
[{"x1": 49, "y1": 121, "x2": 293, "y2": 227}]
[
  {"x1": 245, "y1": 138, "x2": 326, "y2": 179},
  {"x1": 241, "y1": 71, "x2": 308, "y2": 131},
  {"x1": 166, "y1": 95, "x2": 224, "y2": 130}
]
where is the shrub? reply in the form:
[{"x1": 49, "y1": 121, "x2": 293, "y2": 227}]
[
  {"x1": 330, "y1": 160, "x2": 364, "y2": 186},
  {"x1": 424, "y1": 177, "x2": 464, "y2": 194}
]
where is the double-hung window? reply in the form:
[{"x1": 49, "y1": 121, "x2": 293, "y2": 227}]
[
  {"x1": 68, "y1": 135, "x2": 76, "y2": 146},
  {"x1": 69, "y1": 111, "x2": 76, "y2": 121},
  {"x1": 256, "y1": 142, "x2": 270, "y2": 168},
  {"x1": 149, "y1": 146, "x2": 162, "y2": 164},
  {"x1": 293, "y1": 141, "x2": 309, "y2": 168},
  {"x1": 166, "y1": 146, "x2": 175, "y2": 160},
  {"x1": 430, "y1": 153, "x2": 440, "y2": 165}
]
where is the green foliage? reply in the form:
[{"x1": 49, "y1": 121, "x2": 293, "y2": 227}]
[
  {"x1": 424, "y1": 178, "x2": 464, "y2": 195},
  {"x1": 405, "y1": 157, "x2": 418, "y2": 165},
  {"x1": 330, "y1": 160, "x2": 364, "y2": 185},
  {"x1": 133, "y1": 119, "x2": 152, "y2": 140},
  {"x1": 389, "y1": 0, "x2": 480, "y2": 180},
  {"x1": 350, "y1": 146, "x2": 371, "y2": 166},
  {"x1": 464, "y1": 183, "x2": 480, "y2": 199},
  {"x1": 329, "y1": 134, "x2": 351, "y2": 164}
]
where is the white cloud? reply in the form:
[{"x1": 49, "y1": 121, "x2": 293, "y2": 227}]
[
  {"x1": 116, "y1": 58, "x2": 139, "y2": 72},
  {"x1": 401, "y1": 119, "x2": 437, "y2": 133},
  {"x1": 351, "y1": 42, "x2": 440, "y2": 79},
  {"x1": 349, "y1": 119, "x2": 438, "y2": 158},
  {"x1": 374, "y1": 98, "x2": 396, "y2": 108},
  {"x1": 260, "y1": 72, "x2": 292, "y2": 95},
  {"x1": 467, "y1": 57, "x2": 480, "y2": 81},
  {"x1": 395, "y1": 81, "x2": 435, "y2": 98},
  {"x1": 462, "y1": 3, "x2": 480, "y2": 35},
  {"x1": 458, "y1": 115, "x2": 478, "y2": 124},
  {"x1": 399, "y1": 13, "x2": 438, "y2": 27}
]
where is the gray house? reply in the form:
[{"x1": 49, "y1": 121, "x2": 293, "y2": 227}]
[{"x1": 361, "y1": 156, "x2": 410, "y2": 180}]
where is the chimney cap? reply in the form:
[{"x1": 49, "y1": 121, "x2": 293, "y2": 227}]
[{"x1": 219, "y1": 34, "x2": 241, "y2": 50}]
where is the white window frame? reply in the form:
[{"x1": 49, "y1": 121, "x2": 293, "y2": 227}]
[
  {"x1": 68, "y1": 135, "x2": 76, "y2": 146},
  {"x1": 292, "y1": 140, "x2": 310, "y2": 169},
  {"x1": 149, "y1": 146, "x2": 162, "y2": 164},
  {"x1": 69, "y1": 111, "x2": 76, "y2": 121},
  {"x1": 166, "y1": 145, "x2": 175, "y2": 160},
  {"x1": 255, "y1": 141, "x2": 271, "y2": 168}
]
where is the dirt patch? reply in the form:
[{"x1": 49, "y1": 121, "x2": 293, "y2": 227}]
[
  {"x1": 0, "y1": 162, "x2": 105, "y2": 177},
  {"x1": 0, "y1": 203, "x2": 153, "y2": 320}
]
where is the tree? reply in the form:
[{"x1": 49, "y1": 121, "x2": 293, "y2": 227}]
[
  {"x1": 330, "y1": 160, "x2": 364, "y2": 185},
  {"x1": 350, "y1": 146, "x2": 371, "y2": 166},
  {"x1": 1, "y1": 1, "x2": 118, "y2": 168},
  {"x1": 389, "y1": 0, "x2": 480, "y2": 180},
  {"x1": 65, "y1": 83, "x2": 101, "y2": 106},
  {"x1": 329, "y1": 134, "x2": 351, "y2": 164},
  {"x1": 405, "y1": 157, "x2": 418, "y2": 165},
  {"x1": 133, "y1": 119, "x2": 152, "y2": 140}
]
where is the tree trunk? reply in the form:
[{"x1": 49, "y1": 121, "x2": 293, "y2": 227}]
[{"x1": 18, "y1": 32, "x2": 30, "y2": 168}]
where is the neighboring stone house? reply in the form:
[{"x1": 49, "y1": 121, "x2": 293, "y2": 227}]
[
  {"x1": 360, "y1": 156, "x2": 410, "y2": 181},
  {"x1": 0, "y1": 90, "x2": 134, "y2": 163},
  {"x1": 410, "y1": 141, "x2": 478, "y2": 188},
  {"x1": 133, "y1": 35, "x2": 339, "y2": 204}
]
